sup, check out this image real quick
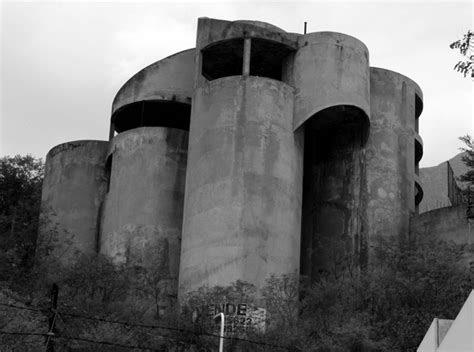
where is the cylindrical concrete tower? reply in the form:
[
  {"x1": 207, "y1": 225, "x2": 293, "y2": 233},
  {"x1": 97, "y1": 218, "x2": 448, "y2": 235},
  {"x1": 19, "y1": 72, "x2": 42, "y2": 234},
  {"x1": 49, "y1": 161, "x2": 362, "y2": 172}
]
[
  {"x1": 179, "y1": 18, "x2": 303, "y2": 299},
  {"x1": 100, "y1": 49, "x2": 194, "y2": 309},
  {"x1": 37, "y1": 140, "x2": 108, "y2": 267},
  {"x1": 293, "y1": 32, "x2": 371, "y2": 279},
  {"x1": 366, "y1": 67, "x2": 423, "y2": 247},
  {"x1": 100, "y1": 127, "x2": 188, "y2": 278},
  {"x1": 293, "y1": 32, "x2": 371, "y2": 131}
]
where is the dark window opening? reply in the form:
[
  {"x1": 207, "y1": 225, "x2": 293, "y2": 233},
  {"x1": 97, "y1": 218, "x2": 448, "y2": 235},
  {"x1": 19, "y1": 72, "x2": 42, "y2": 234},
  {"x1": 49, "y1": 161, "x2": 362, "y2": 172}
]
[
  {"x1": 105, "y1": 155, "x2": 113, "y2": 193},
  {"x1": 415, "y1": 181, "x2": 423, "y2": 206},
  {"x1": 201, "y1": 39, "x2": 244, "y2": 80},
  {"x1": 249, "y1": 38, "x2": 294, "y2": 82},
  {"x1": 112, "y1": 100, "x2": 191, "y2": 134},
  {"x1": 415, "y1": 93, "x2": 423, "y2": 119},
  {"x1": 415, "y1": 137, "x2": 423, "y2": 164},
  {"x1": 305, "y1": 105, "x2": 370, "y2": 155}
]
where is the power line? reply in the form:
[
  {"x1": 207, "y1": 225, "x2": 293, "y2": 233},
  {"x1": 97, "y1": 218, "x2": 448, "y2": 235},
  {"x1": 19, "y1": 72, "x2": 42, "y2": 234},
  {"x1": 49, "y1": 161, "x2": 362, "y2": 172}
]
[
  {"x1": 0, "y1": 302, "x2": 49, "y2": 314},
  {"x1": 61, "y1": 311, "x2": 290, "y2": 350},
  {"x1": 0, "y1": 330, "x2": 45, "y2": 338},
  {"x1": 0, "y1": 330, "x2": 166, "y2": 351},
  {"x1": 0, "y1": 301, "x2": 292, "y2": 350}
]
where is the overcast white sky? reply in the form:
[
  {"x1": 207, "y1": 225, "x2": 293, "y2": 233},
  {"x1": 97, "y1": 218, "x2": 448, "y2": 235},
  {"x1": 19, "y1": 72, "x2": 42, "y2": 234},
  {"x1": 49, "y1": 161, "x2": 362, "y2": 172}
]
[{"x1": 0, "y1": 0, "x2": 472, "y2": 167}]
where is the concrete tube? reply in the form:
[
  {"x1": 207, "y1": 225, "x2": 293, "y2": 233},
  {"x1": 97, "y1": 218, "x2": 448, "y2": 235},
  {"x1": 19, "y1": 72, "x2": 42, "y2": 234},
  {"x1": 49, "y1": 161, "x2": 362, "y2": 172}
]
[
  {"x1": 179, "y1": 76, "x2": 303, "y2": 299},
  {"x1": 100, "y1": 127, "x2": 188, "y2": 302},
  {"x1": 366, "y1": 68, "x2": 421, "y2": 245},
  {"x1": 300, "y1": 107, "x2": 369, "y2": 279},
  {"x1": 293, "y1": 32, "x2": 370, "y2": 131},
  {"x1": 37, "y1": 140, "x2": 108, "y2": 267},
  {"x1": 294, "y1": 32, "x2": 371, "y2": 280}
]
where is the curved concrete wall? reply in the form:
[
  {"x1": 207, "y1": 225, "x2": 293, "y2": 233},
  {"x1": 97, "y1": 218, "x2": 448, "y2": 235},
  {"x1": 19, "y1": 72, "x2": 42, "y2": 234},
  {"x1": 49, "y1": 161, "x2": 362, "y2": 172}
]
[
  {"x1": 294, "y1": 32, "x2": 370, "y2": 279},
  {"x1": 300, "y1": 120, "x2": 368, "y2": 278},
  {"x1": 179, "y1": 76, "x2": 303, "y2": 298},
  {"x1": 365, "y1": 68, "x2": 421, "y2": 243},
  {"x1": 100, "y1": 127, "x2": 188, "y2": 291},
  {"x1": 410, "y1": 205, "x2": 472, "y2": 246},
  {"x1": 112, "y1": 49, "x2": 195, "y2": 114},
  {"x1": 293, "y1": 32, "x2": 370, "y2": 130},
  {"x1": 37, "y1": 140, "x2": 108, "y2": 266},
  {"x1": 195, "y1": 17, "x2": 297, "y2": 53},
  {"x1": 194, "y1": 17, "x2": 298, "y2": 87},
  {"x1": 110, "y1": 50, "x2": 195, "y2": 136}
]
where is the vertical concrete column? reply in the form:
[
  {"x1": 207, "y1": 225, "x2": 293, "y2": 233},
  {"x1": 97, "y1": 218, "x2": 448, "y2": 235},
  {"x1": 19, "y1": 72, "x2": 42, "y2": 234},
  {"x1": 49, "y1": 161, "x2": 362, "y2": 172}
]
[
  {"x1": 179, "y1": 76, "x2": 303, "y2": 299},
  {"x1": 366, "y1": 68, "x2": 419, "y2": 247},
  {"x1": 37, "y1": 140, "x2": 109, "y2": 267},
  {"x1": 300, "y1": 126, "x2": 368, "y2": 278},
  {"x1": 242, "y1": 38, "x2": 251, "y2": 76},
  {"x1": 100, "y1": 127, "x2": 188, "y2": 302},
  {"x1": 292, "y1": 32, "x2": 371, "y2": 279},
  {"x1": 108, "y1": 121, "x2": 115, "y2": 141}
]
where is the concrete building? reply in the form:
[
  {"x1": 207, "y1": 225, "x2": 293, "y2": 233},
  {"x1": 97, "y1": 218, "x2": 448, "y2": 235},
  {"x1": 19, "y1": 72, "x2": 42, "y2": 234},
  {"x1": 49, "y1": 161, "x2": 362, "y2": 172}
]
[{"x1": 37, "y1": 18, "x2": 428, "y2": 303}]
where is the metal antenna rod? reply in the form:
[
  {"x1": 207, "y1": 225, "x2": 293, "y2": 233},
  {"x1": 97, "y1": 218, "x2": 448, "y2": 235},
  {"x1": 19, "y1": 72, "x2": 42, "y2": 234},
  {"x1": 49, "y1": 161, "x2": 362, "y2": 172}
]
[{"x1": 304, "y1": 21, "x2": 307, "y2": 34}]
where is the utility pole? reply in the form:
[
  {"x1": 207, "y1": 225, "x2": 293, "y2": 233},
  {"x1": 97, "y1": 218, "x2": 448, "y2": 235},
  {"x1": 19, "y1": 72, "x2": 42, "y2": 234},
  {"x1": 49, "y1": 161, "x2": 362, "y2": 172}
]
[{"x1": 45, "y1": 283, "x2": 58, "y2": 352}]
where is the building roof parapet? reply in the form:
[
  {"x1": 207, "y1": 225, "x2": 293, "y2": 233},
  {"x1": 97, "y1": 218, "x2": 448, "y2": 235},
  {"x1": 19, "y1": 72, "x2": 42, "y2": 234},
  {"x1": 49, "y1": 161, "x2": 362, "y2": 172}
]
[
  {"x1": 111, "y1": 49, "x2": 195, "y2": 116},
  {"x1": 46, "y1": 140, "x2": 108, "y2": 159},
  {"x1": 196, "y1": 17, "x2": 299, "y2": 51}
]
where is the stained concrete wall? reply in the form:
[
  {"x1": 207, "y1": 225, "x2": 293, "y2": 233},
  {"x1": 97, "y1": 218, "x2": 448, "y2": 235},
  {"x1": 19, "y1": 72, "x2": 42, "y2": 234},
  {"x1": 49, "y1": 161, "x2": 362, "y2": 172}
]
[
  {"x1": 179, "y1": 76, "x2": 303, "y2": 298},
  {"x1": 410, "y1": 205, "x2": 473, "y2": 246},
  {"x1": 419, "y1": 153, "x2": 467, "y2": 213},
  {"x1": 301, "y1": 120, "x2": 368, "y2": 278},
  {"x1": 37, "y1": 140, "x2": 108, "y2": 266},
  {"x1": 194, "y1": 17, "x2": 297, "y2": 57},
  {"x1": 292, "y1": 32, "x2": 370, "y2": 131},
  {"x1": 100, "y1": 127, "x2": 188, "y2": 299},
  {"x1": 419, "y1": 162, "x2": 452, "y2": 212},
  {"x1": 110, "y1": 50, "x2": 194, "y2": 136},
  {"x1": 365, "y1": 68, "x2": 421, "y2": 244},
  {"x1": 293, "y1": 32, "x2": 370, "y2": 278},
  {"x1": 112, "y1": 49, "x2": 195, "y2": 114}
]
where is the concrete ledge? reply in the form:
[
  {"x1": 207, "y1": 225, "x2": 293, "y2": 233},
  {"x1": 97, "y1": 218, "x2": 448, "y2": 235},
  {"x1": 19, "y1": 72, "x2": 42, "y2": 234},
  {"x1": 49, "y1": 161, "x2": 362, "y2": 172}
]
[
  {"x1": 196, "y1": 17, "x2": 298, "y2": 51},
  {"x1": 112, "y1": 49, "x2": 195, "y2": 115}
]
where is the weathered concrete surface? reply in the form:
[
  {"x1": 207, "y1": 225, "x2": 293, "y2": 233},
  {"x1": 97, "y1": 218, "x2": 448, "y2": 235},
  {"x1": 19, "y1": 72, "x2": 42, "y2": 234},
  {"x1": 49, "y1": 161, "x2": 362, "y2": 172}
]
[
  {"x1": 293, "y1": 32, "x2": 370, "y2": 131},
  {"x1": 415, "y1": 173, "x2": 424, "y2": 208},
  {"x1": 415, "y1": 132, "x2": 423, "y2": 164},
  {"x1": 112, "y1": 49, "x2": 195, "y2": 115},
  {"x1": 365, "y1": 68, "x2": 420, "y2": 245},
  {"x1": 410, "y1": 205, "x2": 473, "y2": 246},
  {"x1": 419, "y1": 153, "x2": 467, "y2": 213},
  {"x1": 179, "y1": 76, "x2": 303, "y2": 298},
  {"x1": 194, "y1": 17, "x2": 298, "y2": 89},
  {"x1": 100, "y1": 127, "x2": 188, "y2": 301},
  {"x1": 233, "y1": 20, "x2": 286, "y2": 32},
  {"x1": 300, "y1": 107, "x2": 368, "y2": 279},
  {"x1": 195, "y1": 17, "x2": 298, "y2": 54},
  {"x1": 37, "y1": 140, "x2": 108, "y2": 266}
]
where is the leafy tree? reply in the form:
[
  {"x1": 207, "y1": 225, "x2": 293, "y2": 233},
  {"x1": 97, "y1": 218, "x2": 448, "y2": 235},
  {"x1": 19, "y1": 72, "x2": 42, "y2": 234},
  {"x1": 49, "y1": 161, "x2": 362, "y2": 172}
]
[
  {"x1": 450, "y1": 30, "x2": 473, "y2": 77},
  {"x1": 132, "y1": 240, "x2": 176, "y2": 320},
  {"x1": 0, "y1": 155, "x2": 43, "y2": 282},
  {"x1": 458, "y1": 135, "x2": 474, "y2": 219},
  {"x1": 459, "y1": 135, "x2": 474, "y2": 187},
  {"x1": 368, "y1": 236, "x2": 473, "y2": 351}
]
